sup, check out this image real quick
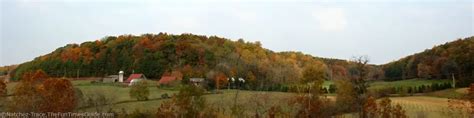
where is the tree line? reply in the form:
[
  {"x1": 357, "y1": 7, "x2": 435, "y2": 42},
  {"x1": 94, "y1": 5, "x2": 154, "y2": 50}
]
[{"x1": 383, "y1": 36, "x2": 474, "y2": 87}]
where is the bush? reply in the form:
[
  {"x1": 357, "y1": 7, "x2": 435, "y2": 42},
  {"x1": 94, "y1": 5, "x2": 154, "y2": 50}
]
[
  {"x1": 90, "y1": 80, "x2": 97, "y2": 84},
  {"x1": 129, "y1": 80, "x2": 150, "y2": 101},
  {"x1": 175, "y1": 85, "x2": 206, "y2": 117},
  {"x1": 161, "y1": 93, "x2": 169, "y2": 99},
  {"x1": 328, "y1": 84, "x2": 336, "y2": 93}
]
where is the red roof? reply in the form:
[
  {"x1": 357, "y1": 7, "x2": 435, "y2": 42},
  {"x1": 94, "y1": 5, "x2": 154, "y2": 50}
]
[
  {"x1": 126, "y1": 74, "x2": 144, "y2": 83},
  {"x1": 158, "y1": 76, "x2": 178, "y2": 84}
]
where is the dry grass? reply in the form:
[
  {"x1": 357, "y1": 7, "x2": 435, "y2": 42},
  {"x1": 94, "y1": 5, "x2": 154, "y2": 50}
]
[{"x1": 390, "y1": 96, "x2": 470, "y2": 118}]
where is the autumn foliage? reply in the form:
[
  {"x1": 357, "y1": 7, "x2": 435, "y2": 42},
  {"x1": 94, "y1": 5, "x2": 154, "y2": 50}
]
[
  {"x1": 447, "y1": 83, "x2": 474, "y2": 117},
  {"x1": 214, "y1": 72, "x2": 228, "y2": 90},
  {"x1": 11, "y1": 70, "x2": 48, "y2": 112},
  {"x1": 363, "y1": 97, "x2": 407, "y2": 118},
  {"x1": 10, "y1": 70, "x2": 76, "y2": 112},
  {"x1": 11, "y1": 33, "x2": 370, "y2": 92},
  {"x1": 38, "y1": 78, "x2": 76, "y2": 112},
  {"x1": 384, "y1": 37, "x2": 474, "y2": 86}
]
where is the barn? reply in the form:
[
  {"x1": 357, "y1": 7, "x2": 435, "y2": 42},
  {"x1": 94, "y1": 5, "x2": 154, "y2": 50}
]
[{"x1": 126, "y1": 74, "x2": 147, "y2": 83}]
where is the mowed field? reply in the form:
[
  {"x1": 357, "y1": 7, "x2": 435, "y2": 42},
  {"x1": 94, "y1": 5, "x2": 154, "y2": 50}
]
[{"x1": 4, "y1": 79, "x2": 469, "y2": 117}]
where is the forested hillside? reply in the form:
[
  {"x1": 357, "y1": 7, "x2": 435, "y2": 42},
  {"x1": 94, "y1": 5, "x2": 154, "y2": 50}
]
[
  {"x1": 383, "y1": 36, "x2": 474, "y2": 86},
  {"x1": 11, "y1": 33, "x2": 383, "y2": 90}
]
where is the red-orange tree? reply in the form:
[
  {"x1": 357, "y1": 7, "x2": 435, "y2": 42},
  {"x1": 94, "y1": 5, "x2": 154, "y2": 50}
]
[
  {"x1": 11, "y1": 70, "x2": 48, "y2": 112},
  {"x1": 38, "y1": 78, "x2": 76, "y2": 112},
  {"x1": 214, "y1": 72, "x2": 228, "y2": 90},
  {"x1": 11, "y1": 70, "x2": 76, "y2": 112}
]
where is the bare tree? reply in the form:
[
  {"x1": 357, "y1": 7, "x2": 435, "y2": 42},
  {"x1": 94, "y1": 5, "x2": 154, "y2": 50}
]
[{"x1": 350, "y1": 55, "x2": 371, "y2": 117}]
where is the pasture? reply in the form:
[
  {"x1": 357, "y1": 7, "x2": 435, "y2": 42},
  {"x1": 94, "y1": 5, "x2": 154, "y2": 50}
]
[{"x1": 3, "y1": 79, "x2": 469, "y2": 117}]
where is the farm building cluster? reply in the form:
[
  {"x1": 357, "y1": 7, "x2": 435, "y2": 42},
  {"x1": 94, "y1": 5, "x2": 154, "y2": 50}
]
[
  {"x1": 102, "y1": 71, "x2": 148, "y2": 86},
  {"x1": 102, "y1": 71, "x2": 208, "y2": 87}
]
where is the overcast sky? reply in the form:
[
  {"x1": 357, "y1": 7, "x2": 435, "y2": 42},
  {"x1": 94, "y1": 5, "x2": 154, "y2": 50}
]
[{"x1": 1, "y1": 0, "x2": 473, "y2": 66}]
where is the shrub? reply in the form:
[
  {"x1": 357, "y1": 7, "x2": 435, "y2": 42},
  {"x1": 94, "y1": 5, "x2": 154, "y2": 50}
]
[
  {"x1": 328, "y1": 84, "x2": 336, "y2": 93},
  {"x1": 161, "y1": 93, "x2": 169, "y2": 99},
  {"x1": 175, "y1": 85, "x2": 206, "y2": 117},
  {"x1": 156, "y1": 100, "x2": 177, "y2": 118},
  {"x1": 129, "y1": 80, "x2": 150, "y2": 101},
  {"x1": 90, "y1": 80, "x2": 97, "y2": 84},
  {"x1": 363, "y1": 97, "x2": 407, "y2": 118}
]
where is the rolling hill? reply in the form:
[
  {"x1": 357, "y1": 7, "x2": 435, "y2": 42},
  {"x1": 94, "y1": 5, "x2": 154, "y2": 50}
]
[
  {"x1": 11, "y1": 33, "x2": 380, "y2": 90},
  {"x1": 383, "y1": 36, "x2": 474, "y2": 87}
]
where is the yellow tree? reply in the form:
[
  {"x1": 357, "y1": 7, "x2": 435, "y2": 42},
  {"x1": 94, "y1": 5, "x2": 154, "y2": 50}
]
[
  {"x1": 301, "y1": 61, "x2": 327, "y2": 94},
  {"x1": 335, "y1": 78, "x2": 357, "y2": 112}
]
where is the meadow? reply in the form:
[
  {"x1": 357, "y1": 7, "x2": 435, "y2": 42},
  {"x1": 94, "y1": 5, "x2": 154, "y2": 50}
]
[{"x1": 4, "y1": 79, "x2": 469, "y2": 117}]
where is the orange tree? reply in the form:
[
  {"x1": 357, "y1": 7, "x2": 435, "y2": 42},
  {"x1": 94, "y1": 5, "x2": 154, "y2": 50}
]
[
  {"x1": 11, "y1": 70, "x2": 76, "y2": 112},
  {"x1": 38, "y1": 78, "x2": 76, "y2": 112},
  {"x1": 214, "y1": 72, "x2": 228, "y2": 90},
  {"x1": 10, "y1": 70, "x2": 48, "y2": 112}
]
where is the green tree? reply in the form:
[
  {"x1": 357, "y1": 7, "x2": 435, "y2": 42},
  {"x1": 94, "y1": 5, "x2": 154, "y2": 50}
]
[
  {"x1": 129, "y1": 80, "x2": 150, "y2": 101},
  {"x1": 174, "y1": 85, "x2": 206, "y2": 117}
]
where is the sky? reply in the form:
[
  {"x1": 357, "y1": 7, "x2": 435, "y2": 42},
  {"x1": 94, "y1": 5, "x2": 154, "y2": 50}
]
[{"x1": 1, "y1": 0, "x2": 473, "y2": 66}]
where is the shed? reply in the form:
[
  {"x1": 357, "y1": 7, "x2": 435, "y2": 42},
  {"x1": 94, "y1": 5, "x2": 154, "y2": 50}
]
[{"x1": 103, "y1": 75, "x2": 119, "y2": 83}]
